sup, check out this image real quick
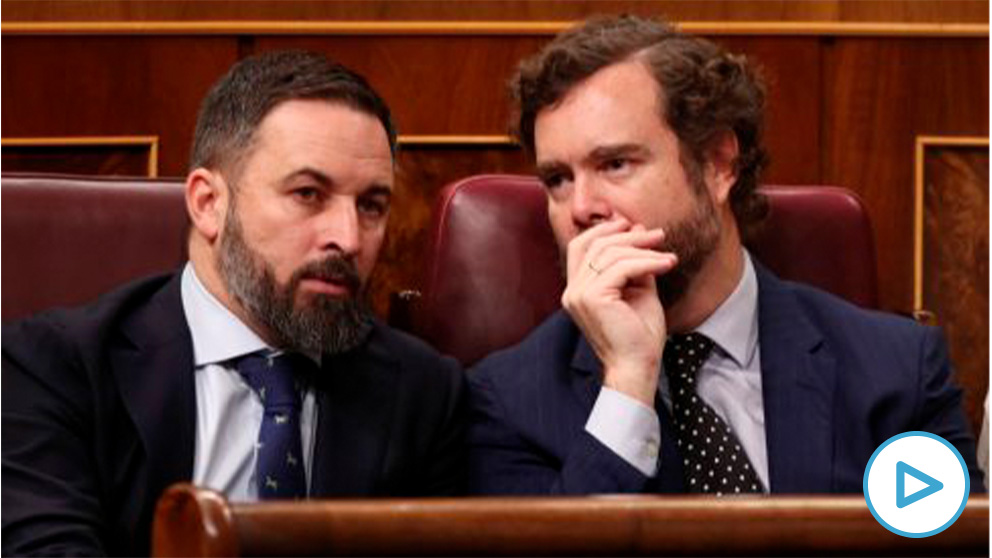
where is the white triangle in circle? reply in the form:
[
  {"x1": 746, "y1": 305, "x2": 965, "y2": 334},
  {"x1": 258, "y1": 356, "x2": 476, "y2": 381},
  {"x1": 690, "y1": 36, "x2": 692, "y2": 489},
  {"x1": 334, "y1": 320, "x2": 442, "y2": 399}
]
[{"x1": 904, "y1": 473, "x2": 928, "y2": 498}]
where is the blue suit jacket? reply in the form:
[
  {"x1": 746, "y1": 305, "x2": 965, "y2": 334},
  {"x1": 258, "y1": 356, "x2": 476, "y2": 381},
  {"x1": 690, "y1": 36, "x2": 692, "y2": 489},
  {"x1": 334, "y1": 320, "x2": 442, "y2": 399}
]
[
  {"x1": 467, "y1": 264, "x2": 983, "y2": 494},
  {"x1": 2, "y1": 273, "x2": 467, "y2": 556}
]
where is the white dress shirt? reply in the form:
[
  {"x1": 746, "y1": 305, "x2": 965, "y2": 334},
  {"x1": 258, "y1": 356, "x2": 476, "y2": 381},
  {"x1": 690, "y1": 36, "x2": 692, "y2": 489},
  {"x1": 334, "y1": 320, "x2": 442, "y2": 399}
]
[
  {"x1": 180, "y1": 263, "x2": 318, "y2": 502},
  {"x1": 585, "y1": 250, "x2": 770, "y2": 491}
]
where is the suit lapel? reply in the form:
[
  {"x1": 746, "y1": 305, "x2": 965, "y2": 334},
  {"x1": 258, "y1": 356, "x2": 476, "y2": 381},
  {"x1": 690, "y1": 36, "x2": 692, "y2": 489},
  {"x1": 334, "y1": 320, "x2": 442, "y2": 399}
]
[
  {"x1": 111, "y1": 275, "x2": 197, "y2": 507},
  {"x1": 309, "y1": 324, "x2": 398, "y2": 496},
  {"x1": 756, "y1": 264, "x2": 836, "y2": 493}
]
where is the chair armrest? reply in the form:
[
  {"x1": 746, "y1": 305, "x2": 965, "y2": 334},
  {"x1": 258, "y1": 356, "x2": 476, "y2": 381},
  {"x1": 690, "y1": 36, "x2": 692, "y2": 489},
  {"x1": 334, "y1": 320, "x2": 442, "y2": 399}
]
[{"x1": 153, "y1": 484, "x2": 989, "y2": 557}]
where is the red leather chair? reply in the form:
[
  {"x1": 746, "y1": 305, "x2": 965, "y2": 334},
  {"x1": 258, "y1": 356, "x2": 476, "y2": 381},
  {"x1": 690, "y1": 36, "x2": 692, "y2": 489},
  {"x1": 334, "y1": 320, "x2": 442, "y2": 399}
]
[
  {"x1": 412, "y1": 174, "x2": 878, "y2": 366},
  {"x1": 1, "y1": 173, "x2": 188, "y2": 322}
]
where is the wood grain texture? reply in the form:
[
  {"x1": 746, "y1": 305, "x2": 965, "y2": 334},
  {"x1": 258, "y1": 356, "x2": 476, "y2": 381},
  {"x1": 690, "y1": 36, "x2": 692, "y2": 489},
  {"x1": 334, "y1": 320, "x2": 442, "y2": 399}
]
[
  {"x1": 153, "y1": 484, "x2": 991, "y2": 557},
  {"x1": 2, "y1": 21, "x2": 987, "y2": 37},
  {"x1": 3, "y1": 0, "x2": 988, "y2": 24},
  {"x1": 252, "y1": 35, "x2": 548, "y2": 135},
  {"x1": 821, "y1": 38, "x2": 989, "y2": 312},
  {"x1": 715, "y1": 37, "x2": 822, "y2": 185},
  {"x1": 0, "y1": 36, "x2": 238, "y2": 174},
  {"x1": 922, "y1": 145, "x2": 989, "y2": 434}
]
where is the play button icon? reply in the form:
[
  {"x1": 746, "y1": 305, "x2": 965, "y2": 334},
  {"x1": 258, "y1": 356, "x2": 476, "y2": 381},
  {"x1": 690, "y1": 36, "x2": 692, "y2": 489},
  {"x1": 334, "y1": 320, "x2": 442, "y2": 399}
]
[
  {"x1": 864, "y1": 432, "x2": 970, "y2": 537},
  {"x1": 896, "y1": 461, "x2": 943, "y2": 508}
]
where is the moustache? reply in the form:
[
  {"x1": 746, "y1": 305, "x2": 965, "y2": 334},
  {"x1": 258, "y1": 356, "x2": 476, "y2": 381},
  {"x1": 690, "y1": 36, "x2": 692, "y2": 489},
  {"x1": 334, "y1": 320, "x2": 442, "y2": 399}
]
[{"x1": 292, "y1": 255, "x2": 363, "y2": 295}]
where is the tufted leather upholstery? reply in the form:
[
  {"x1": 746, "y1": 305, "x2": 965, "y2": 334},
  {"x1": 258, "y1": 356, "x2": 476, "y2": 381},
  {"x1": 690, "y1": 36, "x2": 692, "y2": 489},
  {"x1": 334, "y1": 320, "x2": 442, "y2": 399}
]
[
  {"x1": 413, "y1": 175, "x2": 878, "y2": 365},
  {"x1": 2, "y1": 173, "x2": 188, "y2": 321}
]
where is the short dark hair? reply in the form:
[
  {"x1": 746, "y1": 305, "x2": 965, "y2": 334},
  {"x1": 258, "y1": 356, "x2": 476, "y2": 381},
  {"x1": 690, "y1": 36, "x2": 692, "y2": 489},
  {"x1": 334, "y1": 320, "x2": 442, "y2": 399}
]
[
  {"x1": 512, "y1": 15, "x2": 769, "y2": 233},
  {"x1": 189, "y1": 50, "x2": 397, "y2": 176}
]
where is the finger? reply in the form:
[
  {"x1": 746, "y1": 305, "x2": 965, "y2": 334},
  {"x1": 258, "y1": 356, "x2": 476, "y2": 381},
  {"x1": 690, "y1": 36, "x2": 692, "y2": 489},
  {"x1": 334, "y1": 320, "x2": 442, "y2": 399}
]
[
  {"x1": 573, "y1": 238, "x2": 672, "y2": 291},
  {"x1": 562, "y1": 252, "x2": 677, "y2": 307},
  {"x1": 590, "y1": 244, "x2": 677, "y2": 278},
  {"x1": 566, "y1": 218, "x2": 631, "y2": 277},
  {"x1": 592, "y1": 253, "x2": 679, "y2": 290},
  {"x1": 564, "y1": 253, "x2": 676, "y2": 313},
  {"x1": 582, "y1": 228, "x2": 666, "y2": 274}
]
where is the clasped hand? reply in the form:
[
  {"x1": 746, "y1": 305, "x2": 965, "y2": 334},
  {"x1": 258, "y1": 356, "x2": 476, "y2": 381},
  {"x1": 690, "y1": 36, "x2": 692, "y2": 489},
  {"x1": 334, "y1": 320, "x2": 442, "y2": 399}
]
[{"x1": 561, "y1": 219, "x2": 678, "y2": 407}]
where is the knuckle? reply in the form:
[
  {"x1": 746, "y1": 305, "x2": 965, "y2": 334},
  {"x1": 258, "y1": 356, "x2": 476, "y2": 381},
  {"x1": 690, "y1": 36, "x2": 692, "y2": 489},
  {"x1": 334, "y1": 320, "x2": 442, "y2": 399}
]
[
  {"x1": 589, "y1": 236, "x2": 607, "y2": 253},
  {"x1": 602, "y1": 244, "x2": 623, "y2": 260}
]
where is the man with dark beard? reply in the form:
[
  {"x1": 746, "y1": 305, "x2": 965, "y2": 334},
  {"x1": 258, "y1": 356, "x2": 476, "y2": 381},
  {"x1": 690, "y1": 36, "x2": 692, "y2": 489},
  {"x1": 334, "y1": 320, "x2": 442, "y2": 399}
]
[
  {"x1": 3, "y1": 51, "x2": 466, "y2": 557},
  {"x1": 467, "y1": 15, "x2": 981, "y2": 495}
]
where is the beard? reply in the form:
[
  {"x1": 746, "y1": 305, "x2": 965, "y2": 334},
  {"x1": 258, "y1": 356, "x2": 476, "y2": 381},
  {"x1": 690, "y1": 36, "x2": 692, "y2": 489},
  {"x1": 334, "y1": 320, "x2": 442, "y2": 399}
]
[
  {"x1": 654, "y1": 186, "x2": 721, "y2": 308},
  {"x1": 217, "y1": 202, "x2": 374, "y2": 356}
]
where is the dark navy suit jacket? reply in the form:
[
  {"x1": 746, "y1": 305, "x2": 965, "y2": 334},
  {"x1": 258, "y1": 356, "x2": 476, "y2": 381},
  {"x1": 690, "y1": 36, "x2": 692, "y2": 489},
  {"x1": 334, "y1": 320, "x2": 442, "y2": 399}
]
[
  {"x1": 2, "y1": 273, "x2": 467, "y2": 556},
  {"x1": 467, "y1": 264, "x2": 982, "y2": 495}
]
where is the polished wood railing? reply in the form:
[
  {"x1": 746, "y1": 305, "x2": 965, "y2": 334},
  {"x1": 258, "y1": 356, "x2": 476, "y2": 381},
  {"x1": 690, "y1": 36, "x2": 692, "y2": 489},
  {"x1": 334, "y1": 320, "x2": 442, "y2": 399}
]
[{"x1": 153, "y1": 484, "x2": 989, "y2": 556}]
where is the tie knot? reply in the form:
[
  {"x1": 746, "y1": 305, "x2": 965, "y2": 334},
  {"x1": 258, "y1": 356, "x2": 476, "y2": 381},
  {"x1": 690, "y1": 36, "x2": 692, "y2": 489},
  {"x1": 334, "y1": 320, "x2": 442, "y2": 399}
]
[
  {"x1": 236, "y1": 351, "x2": 310, "y2": 410},
  {"x1": 664, "y1": 332, "x2": 715, "y2": 384}
]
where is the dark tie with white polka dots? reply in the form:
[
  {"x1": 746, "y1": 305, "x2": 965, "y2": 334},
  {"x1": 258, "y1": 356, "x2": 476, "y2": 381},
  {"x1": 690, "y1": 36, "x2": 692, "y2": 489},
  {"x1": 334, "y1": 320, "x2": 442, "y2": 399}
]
[
  {"x1": 237, "y1": 351, "x2": 308, "y2": 500},
  {"x1": 664, "y1": 333, "x2": 763, "y2": 495}
]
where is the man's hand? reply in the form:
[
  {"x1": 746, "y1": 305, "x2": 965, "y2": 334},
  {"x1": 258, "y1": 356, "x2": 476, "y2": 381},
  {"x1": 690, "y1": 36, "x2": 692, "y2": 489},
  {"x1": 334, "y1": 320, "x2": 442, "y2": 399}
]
[{"x1": 561, "y1": 219, "x2": 677, "y2": 407}]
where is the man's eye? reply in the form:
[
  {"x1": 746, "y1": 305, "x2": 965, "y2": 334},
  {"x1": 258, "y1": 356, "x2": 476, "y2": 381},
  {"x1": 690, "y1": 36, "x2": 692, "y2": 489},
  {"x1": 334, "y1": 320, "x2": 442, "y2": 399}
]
[
  {"x1": 603, "y1": 158, "x2": 629, "y2": 172},
  {"x1": 294, "y1": 188, "x2": 320, "y2": 203},
  {"x1": 358, "y1": 198, "x2": 388, "y2": 218},
  {"x1": 541, "y1": 174, "x2": 565, "y2": 190}
]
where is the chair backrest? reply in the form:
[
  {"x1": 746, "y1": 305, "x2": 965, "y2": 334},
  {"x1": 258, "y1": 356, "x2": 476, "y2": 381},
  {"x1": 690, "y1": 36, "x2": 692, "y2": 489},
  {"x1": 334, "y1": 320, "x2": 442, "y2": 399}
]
[
  {"x1": 1, "y1": 173, "x2": 188, "y2": 322},
  {"x1": 414, "y1": 174, "x2": 877, "y2": 366}
]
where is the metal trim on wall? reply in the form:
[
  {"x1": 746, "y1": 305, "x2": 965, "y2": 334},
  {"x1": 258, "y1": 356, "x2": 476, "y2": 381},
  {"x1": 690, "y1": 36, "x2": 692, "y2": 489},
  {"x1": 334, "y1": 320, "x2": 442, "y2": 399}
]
[
  {"x1": 397, "y1": 135, "x2": 516, "y2": 147},
  {"x1": 2, "y1": 20, "x2": 987, "y2": 37}
]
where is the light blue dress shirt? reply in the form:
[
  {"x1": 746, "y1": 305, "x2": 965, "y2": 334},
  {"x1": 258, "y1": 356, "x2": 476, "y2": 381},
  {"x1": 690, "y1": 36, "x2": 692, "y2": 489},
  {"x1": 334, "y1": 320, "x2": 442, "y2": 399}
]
[
  {"x1": 585, "y1": 250, "x2": 769, "y2": 491},
  {"x1": 180, "y1": 263, "x2": 318, "y2": 502}
]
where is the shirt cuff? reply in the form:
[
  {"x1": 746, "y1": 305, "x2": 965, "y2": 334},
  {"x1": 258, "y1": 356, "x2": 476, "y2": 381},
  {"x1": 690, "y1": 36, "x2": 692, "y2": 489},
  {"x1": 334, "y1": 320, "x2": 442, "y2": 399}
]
[{"x1": 585, "y1": 387, "x2": 661, "y2": 476}]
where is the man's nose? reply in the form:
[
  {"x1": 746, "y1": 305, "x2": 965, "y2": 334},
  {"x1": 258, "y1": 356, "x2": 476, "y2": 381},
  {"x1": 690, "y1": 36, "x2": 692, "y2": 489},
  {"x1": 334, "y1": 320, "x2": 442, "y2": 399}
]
[
  {"x1": 570, "y1": 175, "x2": 611, "y2": 229},
  {"x1": 317, "y1": 200, "x2": 361, "y2": 256}
]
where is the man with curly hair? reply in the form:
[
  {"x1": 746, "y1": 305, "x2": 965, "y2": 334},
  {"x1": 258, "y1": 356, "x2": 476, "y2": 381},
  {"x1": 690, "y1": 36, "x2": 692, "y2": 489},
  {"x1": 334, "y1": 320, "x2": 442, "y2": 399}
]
[{"x1": 467, "y1": 15, "x2": 981, "y2": 495}]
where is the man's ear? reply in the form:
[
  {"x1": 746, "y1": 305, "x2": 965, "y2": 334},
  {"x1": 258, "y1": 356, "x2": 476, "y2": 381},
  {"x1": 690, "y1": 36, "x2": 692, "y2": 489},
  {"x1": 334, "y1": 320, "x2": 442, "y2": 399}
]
[
  {"x1": 704, "y1": 130, "x2": 740, "y2": 205},
  {"x1": 185, "y1": 168, "x2": 229, "y2": 243}
]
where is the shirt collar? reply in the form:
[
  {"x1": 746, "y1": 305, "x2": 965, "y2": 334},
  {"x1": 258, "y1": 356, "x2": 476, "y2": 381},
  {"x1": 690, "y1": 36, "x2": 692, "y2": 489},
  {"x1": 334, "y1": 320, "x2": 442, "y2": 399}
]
[
  {"x1": 694, "y1": 249, "x2": 759, "y2": 368},
  {"x1": 180, "y1": 262, "x2": 270, "y2": 367}
]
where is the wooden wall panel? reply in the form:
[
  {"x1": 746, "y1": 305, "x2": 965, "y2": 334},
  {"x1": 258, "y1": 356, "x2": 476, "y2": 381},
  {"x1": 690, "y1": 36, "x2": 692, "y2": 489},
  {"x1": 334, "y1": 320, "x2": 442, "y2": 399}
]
[
  {"x1": 836, "y1": 1, "x2": 988, "y2": 24},
  {"x1": 252, "y1": 35, "x2": 548, "y2": 135},
  {"x1": 0, "y1": 33, "x2": 824, "y2": 175},
  {"x1": 714, "y1": 37, "x2": 822, "y2": 185},
  {"x1": 3, "y1": 1, "x2": 988, "y2": 24},
  {"x1": 822, "y1": 38, "x2": 989, "y2": 312},
  {"x1": 920, "y1": 143, "x2": 989, "y2": 435},
  {"x1": 1, "y1": 36, "x2": 238, "y2": 174}
]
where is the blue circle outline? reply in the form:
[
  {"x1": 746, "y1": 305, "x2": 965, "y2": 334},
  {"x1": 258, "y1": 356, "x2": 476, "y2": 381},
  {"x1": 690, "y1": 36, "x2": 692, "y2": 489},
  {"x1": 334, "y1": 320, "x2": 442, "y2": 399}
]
[{"x1": 862, "y1": 431, "x2": 970, "y2": 538}]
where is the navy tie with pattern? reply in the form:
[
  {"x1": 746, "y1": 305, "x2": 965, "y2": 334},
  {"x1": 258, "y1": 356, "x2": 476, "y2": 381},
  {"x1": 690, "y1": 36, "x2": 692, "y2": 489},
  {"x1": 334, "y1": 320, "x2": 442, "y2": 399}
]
[
  {"x1": 664, "y1": 333, "x2": 763, "y2": 495},
  {"x1": 237, "y1": 351, "x2": 309, "y2": 500}
]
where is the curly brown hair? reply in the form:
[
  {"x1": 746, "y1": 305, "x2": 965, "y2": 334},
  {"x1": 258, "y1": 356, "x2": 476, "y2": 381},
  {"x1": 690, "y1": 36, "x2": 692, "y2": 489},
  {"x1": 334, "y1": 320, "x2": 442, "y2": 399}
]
[{"x1": 512, "y1": 15, "x2": 770, "y2": 234}]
